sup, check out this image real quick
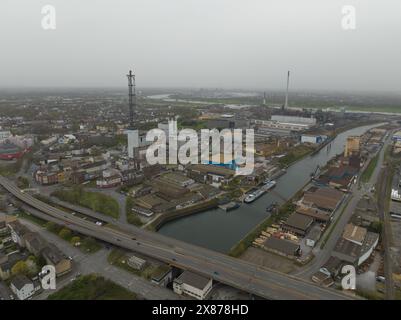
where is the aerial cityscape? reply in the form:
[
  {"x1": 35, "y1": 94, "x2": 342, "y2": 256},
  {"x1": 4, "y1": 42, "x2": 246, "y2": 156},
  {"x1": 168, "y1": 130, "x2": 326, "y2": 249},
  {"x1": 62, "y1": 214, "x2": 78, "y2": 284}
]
[{"x1": 1, "y1": 0, "x2": 401, "y2": 308}]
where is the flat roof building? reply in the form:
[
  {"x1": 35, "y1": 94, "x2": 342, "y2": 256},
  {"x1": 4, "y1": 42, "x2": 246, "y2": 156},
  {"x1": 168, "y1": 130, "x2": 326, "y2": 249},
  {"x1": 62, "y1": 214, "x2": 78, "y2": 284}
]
[
  {"x1": 344, "y1": 136, "x2": 361, "y2": 157},
  {"x1": 262, "y1": 237, "x2": 301, "y2": 257},
  {"x1": 173, "y1": 271, "x2": 213, "y2": 300}
]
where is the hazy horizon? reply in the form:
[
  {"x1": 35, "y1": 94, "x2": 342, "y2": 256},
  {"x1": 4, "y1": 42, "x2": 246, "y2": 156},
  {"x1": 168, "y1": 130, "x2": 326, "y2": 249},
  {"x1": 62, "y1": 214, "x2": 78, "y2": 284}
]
[{"x1": 1, "y1": 0, "x2": 400, "y2": 92}]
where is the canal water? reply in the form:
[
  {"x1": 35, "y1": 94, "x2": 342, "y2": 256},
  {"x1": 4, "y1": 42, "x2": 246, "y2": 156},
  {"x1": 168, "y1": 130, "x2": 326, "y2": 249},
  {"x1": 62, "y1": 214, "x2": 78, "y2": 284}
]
[{"x1": 158, "y1": 123, "x2": 383, "y2": 253}]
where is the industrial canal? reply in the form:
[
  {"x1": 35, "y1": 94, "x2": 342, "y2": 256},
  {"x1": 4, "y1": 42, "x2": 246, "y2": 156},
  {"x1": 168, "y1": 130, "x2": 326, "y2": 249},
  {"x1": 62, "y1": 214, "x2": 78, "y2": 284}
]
[{"x1": 158, "y1": 123, "x2": 384, "y2": 253}]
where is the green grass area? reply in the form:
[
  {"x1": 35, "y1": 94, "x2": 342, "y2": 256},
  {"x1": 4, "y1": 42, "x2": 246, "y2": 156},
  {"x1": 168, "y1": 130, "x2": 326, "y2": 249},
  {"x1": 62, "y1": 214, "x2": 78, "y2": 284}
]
[
  {"x1": 47, "y1": 274, "x2": 137, "y2": 300},
  {"x1": 360, "y1": 153, "x2": 380, "y2": 183},
  {"x1": 44, "y1": 221, "x2": 101, "y2": 254},
  {"x1": 356, "y1": 288, "x2": 384, "y2": 300},
  {"x1": 177, "y1": 119, "x2": 207, "y2": 130},
  {"x1": 107, "y1": 248, "x2": 156, "y2": 279},
  {"x1": 0, "y1": 163, "x2": 19, "y2": 176},
  {"x1": 125, "y1": 196, "x2": 144, "y2": 226},
  {"x1": 16, "y1": 176, "x2": 30, "y2": 189},
  {"x1": 384, "y1": 144, "x2": 392, "y2": 163},
  {"x1": 17, "y1": 211, "x2": 47, "y2": 227},
  {"x1": 52, "y1": 187, "x2": 119, "y2": 219},
  {"x1": 278, "y1": 144, "x2": 315, "y2": 168}
]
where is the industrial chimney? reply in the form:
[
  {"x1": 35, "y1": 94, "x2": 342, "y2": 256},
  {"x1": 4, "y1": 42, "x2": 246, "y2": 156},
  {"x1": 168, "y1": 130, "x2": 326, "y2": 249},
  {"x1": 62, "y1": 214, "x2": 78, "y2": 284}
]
[
  {"x1": 126, "y1": 70, "x2": 139, "y2": 160},
  {"x1": 283, "y1": 70, "x2": 290, "y2": 110}
]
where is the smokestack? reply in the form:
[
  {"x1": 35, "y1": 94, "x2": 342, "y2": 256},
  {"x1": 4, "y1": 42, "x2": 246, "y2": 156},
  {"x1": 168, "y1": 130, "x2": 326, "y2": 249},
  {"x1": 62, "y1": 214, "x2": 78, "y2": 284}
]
[
  {"x1": 284, "y1": 70, "x2": 290, "y2": 110},
  {"x1": 263, "y1": 92, "x2": 266, "y2": 105},
  {"x1": 127, "y1": 70, "x2": 136, "y2": 129},
  {"x1": 126, "y1": 70, "x2": 139, "y2": 161}
]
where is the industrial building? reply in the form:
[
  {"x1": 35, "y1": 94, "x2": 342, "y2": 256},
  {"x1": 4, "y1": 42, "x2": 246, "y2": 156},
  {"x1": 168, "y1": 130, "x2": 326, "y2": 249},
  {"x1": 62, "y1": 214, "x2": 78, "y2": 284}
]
[
  {"x1": 344, "y1": 136, "x2": 361, "y2": 157},
  {"x1": 262, "y1": 237, "x2": 301, "y2": 258},
  {"x1": 0, "y1": 142, "x2": 25, "y2": 160},
  {"x1": 160, "y1": 172, "x2": 195, "y2": 188},
  {"x1": 282, "y1": 212, "x2": 314, "y2": 237},
  {"x1": 271, "y1": 115, "x2": 317, "y2": 126},
  {"x1": 151, "y1": 265, "x2": 173, "y2": 287},
  {"x1": 173, "y1": 271, "x2": 213, "y2": 300},
  {"x1": 300, "y1": 186, "x2": 344, "y2": 213},
  {"x1": 332, "y1": 224, "x2": 379, "y2": 267},
  {"x1": 295, "y1": 205, "x2": 331, "y2": 223},
  {"x1": 301, "y1": 134, "x2": 327, "y2": 144},
  {"x1": 254, "y1": 119, "x2": 312, "y2": 135},
  {"x1": 205, "y1": 117, "x2": 249, "y2": 130}
]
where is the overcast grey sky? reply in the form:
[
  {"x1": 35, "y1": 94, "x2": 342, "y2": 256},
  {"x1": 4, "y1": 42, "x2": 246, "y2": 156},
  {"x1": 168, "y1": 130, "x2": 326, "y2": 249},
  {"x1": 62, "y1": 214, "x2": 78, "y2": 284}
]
[{"x1": 0, "y1": 0, "x2": 400, "y2": 91}]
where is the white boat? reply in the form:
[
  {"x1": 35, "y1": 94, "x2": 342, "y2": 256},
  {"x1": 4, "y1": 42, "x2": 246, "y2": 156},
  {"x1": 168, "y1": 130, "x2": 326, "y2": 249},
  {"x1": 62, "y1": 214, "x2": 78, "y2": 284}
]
[
  {"x1": 263, "y1": 180, "x2": 277, "y2": 191},
  {"x1": 244, "y1": 180, "x2": 276, "y2": 203}
]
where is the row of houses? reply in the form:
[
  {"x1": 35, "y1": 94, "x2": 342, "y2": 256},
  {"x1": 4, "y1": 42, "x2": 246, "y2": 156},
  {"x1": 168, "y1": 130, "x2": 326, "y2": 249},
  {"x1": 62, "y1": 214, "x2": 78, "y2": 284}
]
[
  {"x1": 0, "y1": 219, "x2": 72, "y2": 300},
  {"x1": 7, "y1": 220, "x2": 72, "y2": 277}
]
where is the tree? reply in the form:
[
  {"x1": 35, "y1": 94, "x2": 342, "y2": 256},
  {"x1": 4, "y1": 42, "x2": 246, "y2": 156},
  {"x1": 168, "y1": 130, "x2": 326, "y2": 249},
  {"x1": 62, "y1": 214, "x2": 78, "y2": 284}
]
[
  {"x1": 45, "y1": 221, "x2": 55, "y2": 230},
  {"x1": 70, "y1": 236, "x2": 81, "y2": 246},
  {"x1": 369, "y1": 221, "x2": 383, "y2": 234},
  {"x1": 59, "y1": 228, "x2": 72, "y2": 240},
  {"x1": 11, "y1": 261, "x2": 29, "y2": 276}
]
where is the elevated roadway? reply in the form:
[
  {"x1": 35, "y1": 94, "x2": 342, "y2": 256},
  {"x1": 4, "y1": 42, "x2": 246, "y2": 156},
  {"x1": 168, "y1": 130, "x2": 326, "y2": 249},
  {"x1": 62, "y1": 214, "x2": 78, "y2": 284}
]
[{"x1": 0, "y1": 176, "x2": 356, "y2": 300}]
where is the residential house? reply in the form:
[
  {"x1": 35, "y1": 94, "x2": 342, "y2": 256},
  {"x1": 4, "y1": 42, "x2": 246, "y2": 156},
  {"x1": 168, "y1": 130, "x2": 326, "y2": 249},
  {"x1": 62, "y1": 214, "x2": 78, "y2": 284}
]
[
  {"x1": 10, "y1": 275, "x2": 38, "y2": 300},
  {"x1": 7, "y1": 221, "x2": 30, "y2": 247},
  {"x1": 41, "y1": 244, "x2": 72, "y2": 277}
]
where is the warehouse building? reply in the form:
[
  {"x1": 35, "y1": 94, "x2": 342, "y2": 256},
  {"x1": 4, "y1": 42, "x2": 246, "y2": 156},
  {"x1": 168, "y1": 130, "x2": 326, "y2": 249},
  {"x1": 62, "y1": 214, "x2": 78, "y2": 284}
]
[
  {"x1": 301, "y1": 134, "x2": 327, "y2": 144},
  {"x1": 300, "y1": 186, "x2": 344, "y2": 213},
  {"x1": 262, "y1": 237, "x2": 301, "y2": 258},
  {"x1": 282, "y1": 213, "x2": 314, "y2": 237},
  {"x1": 332, "y1": 224, "x2": 379, "y2": 267}
]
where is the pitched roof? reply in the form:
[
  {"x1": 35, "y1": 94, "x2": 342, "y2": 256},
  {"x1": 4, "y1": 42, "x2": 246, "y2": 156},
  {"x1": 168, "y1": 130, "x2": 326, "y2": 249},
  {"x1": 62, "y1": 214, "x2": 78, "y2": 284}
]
[
  {"x1": 302, "y1": 187, "x2": 343, "y2": 211},
  {"x1": 11, "y1": 275, "x2": 32, "y2": 290},
  {"x1": 343, "y1": 224, "x2": 367, "y2": 245},
  {"x1": 41, "y1": 243, "x2": 65, "y2": 265},
  {"x1": 284, "y1": 213, "x2": 314, "y2": 231}
]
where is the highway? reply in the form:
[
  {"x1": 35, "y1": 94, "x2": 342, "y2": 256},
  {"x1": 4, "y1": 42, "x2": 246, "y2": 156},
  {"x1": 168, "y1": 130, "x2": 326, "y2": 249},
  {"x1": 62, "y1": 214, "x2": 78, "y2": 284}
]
[{"x1": 0, "y1": 176, "x2": 356, "y2": 300}]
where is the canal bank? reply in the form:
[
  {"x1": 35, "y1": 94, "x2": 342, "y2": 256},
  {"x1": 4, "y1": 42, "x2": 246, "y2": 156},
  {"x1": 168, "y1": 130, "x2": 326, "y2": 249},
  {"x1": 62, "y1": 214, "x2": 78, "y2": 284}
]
[{"x1": 158, "y1": 122, "x2": 386, "y2": 253}]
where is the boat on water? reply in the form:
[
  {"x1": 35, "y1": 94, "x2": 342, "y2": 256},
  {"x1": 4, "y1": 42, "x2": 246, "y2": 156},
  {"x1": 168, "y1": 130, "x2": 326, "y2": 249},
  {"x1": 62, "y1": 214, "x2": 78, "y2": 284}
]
[
  {"x1": 263, "y1": 179, "x2": 277, "y2": 190},
  {"x1": 218, "y1": 201, "x2": 241, "y2": 212},
  {"x1": 244, "y1": 180, "x2": 276, "y2": 203},
  {"x1": 266, "y1": 201, "x2": 278, "y2": 212}
]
